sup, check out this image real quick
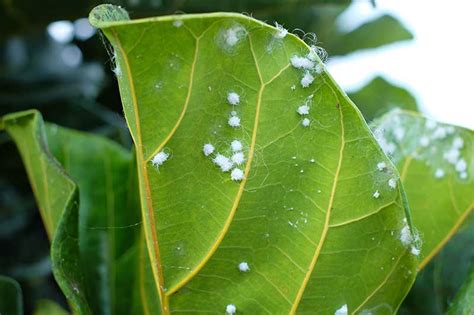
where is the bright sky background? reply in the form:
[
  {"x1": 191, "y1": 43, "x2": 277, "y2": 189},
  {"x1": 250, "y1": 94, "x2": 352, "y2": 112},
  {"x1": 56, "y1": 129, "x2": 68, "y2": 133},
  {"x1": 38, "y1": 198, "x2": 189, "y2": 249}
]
[{"x1": 327, "y1": 0, "x2": 474, "y2": 129}]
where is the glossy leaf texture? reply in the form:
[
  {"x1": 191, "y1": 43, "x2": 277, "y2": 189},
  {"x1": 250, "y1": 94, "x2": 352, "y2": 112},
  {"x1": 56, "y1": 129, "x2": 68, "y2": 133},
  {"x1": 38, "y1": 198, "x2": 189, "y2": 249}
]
[
  {"x1": 91, "y1": 6, "x2": 418, "y2": 313},
  {"x1": 2, "y1": 110, "x2": 143, "y2": 314},
  {"x1": 348, "y1": 76, "x2": 419, "y2": 122},
  {"x1": 34, "y1": 300, "x2": 68, "y2": 315},
  {"x1": 0, "y1": 275, "x2": 23, "y2": 315},
  {"x1": 372, "y1": 110, "x2": 473, "y2": 269}
]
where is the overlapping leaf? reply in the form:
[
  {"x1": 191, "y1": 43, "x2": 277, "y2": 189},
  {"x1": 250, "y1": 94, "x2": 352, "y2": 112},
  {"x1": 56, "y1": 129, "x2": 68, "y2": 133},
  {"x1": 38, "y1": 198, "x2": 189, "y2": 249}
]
[
  {"x1": 1, "y1": 110, "x2": 143, "y2": 314},
  {"x1": 0, "y1": 275, "x2": 23, "y2": 315},
  {"x1": 91, "y1": 6, "x2": 418, "y2": 313},
  {"x1": 372, "y1": 110, "x2": 473, "y2": 269}
]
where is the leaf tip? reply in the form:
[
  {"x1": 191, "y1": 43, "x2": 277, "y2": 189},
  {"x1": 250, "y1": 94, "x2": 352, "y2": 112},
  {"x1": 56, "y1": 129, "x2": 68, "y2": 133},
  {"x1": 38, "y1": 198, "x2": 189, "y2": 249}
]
[{"x1": 88, "y1": 4, "x2": 130, "y2": 29}]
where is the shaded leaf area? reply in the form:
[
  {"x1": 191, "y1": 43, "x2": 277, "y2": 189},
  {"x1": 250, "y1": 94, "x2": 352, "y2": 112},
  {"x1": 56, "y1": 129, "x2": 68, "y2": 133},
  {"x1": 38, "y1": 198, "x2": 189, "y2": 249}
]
[
  {"x1": 348, "y1": 76, "x2": 419, "y2": 122},
  {"x1": 2, "y1": 110, "x2": 144, "y2": 314},
  {"x1": 34, "y1": 299, "x2": 68, "y2": 315},
  {"x1": 93, "y1": 7, "x2": 418, "y2": 313},
  {"x1": 448, "y1": 265, "x2": 474, "y2": 315},
  {"x1": 0, "y1": 275, "x2": 23, "y2": 315},
  {"x1": 400, "y1": 218, "x2": 473, "y2": 315},
  {"x1": 372, "y1": 110, "x2": 473, "y2": 268}
]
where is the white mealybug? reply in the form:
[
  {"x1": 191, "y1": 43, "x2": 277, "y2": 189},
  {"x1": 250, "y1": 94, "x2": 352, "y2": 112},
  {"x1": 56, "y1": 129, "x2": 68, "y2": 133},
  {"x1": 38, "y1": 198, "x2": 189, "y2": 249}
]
[
  {"x1": 213, "y1": 154, "x2": 233, "y2": 172},
  {"x1": 202, "y1": 143, "x2": 215, "y2": 156},
  {"x1": 411, "y1": 246, "x2": 420, "y2": 256},
  {"x1": 231, "y1": 168, "x2": 245, "y2": 181},
  {"x1": 373, "y1": 190, "x2": 380, "y2": 199},
  {"x1": 151, "y1": 151, "x2": 169, "y2": 167},
  {"x1": 377, "y1": 162, "x2": 387, "y2": 171},
  {"x1": 453, "y1": 136, "x2": 464, "y2": 149},
  {"x1": 230, "y1": 110, "x2": 237, "y2": 116},
  {"x1": 224, "y1": 26, "x2": 245, "y2": 47},
  {"x1": 455, "y1": 158, "x2": 467, "y2": 172},
  {"x1": 238, "y1": 261, "x2": 250, "y2": 272},
  {"x1": 226, "y1": 304, "x2": 236, "y2": 315},
  {"x1": 400, "y1": 225, "x2": 412, "y2": 246},
  {"x1": 300, "y1": 72, "x2": 314, "y2": 88},
  {"x1": 393, "y1": 127, "x2": 405, "y2": 141},
  {"x1": 172, "y1": 20, "x2": 183, "y2": 28},
  {"x1": 274, "y1": 22, "x2": 288, "y2": 39},
  {"x1": 435, "y1": 168, "x2": 445, "y2": 179},
  {"x1": 231, "y1": 152, "x2": 245, "y2": 165},
  {"x1": 302, "y1": 118, "x2": 310, "y2": 127},
  {"x1": 290, "y1": 56, "x2": 314, "y2": 69},
  {"x1": 231, "y1": 140, "x2": 243, "y2": 152},
  {"x1": 227, "y1": 92, "x2": 240, "y2": 105},
  {"x1": 419, "y1": 136, "x2": 430, "y2": 147},
  {"x1": 228, "y1": 116, "x2": 241, "y2": 128},
  {"x1": 433, "y1": 126, "x2": 447, "y2": 139},
  {"x1": 425, "y1": 119, "x2": 437, "y2": 130},
  {"x1": 291, "y1": 84, "x2": 296, "y2": 91},
  {"x1": 334, "y1": 304, "x2": 348, "y2": 315},
  {"x1": 388, "y1": 178, "x2": 397, "y2": 189},
  {"x1": 297, "y1": 104, "x2": 310, "y2": 115},
  {"x1": 444, "y1": 148, "x2": 460, "y2": 164}
]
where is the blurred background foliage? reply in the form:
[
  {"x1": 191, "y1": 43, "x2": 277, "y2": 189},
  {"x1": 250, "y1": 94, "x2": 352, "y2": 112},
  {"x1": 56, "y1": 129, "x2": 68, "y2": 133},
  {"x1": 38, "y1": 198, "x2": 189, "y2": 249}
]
[{"x1": 1, "y1": 0, "x2": 469, "y2": 314}]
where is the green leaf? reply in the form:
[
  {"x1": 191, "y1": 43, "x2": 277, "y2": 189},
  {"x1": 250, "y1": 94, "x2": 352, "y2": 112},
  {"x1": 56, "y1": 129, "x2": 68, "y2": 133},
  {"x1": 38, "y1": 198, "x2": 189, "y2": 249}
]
[
  {"x1": 348, "y1": 76, "x2": 419, "y2": 122},
  {"x1": 448, "y1": 265, "x2": 474, "y2": 315},
  {"x1": 371, "y1": 110, "x2": 473, "y2": 269},
  {"x1": 327, "y1": 15, "x2": 413, "y2": 56},
  {"x1": 34, "y1": 300, "x2": 68, "y2": 315},
  {"x1": 2, "y1": 110, "x2": 143, "y2": 314},
  {"x1": 91, "y1": 6, "x2": 418, "y2": 313},
  {"x1": 0, "y1": 275, "x2": 23, "y2": 315}
]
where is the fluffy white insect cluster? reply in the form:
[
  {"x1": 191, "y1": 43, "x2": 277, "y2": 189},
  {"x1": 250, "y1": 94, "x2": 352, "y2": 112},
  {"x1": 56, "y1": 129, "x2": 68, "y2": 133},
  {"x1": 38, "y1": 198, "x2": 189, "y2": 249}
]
[
  {"x1": 231, "y1": 140, "x2": 243, "y2": 152},
  {"x1": 213, "y1": 154, "x2": 233, "y2": 172},
  {"x1": 290, "y1": 46, "x2": 325, "y2": 88},
  {"x1": 377, "y1": 161, "x2": 387, "y2": 171},
  {"x1": 274, "y1": 22, "x2": 288, "y2": 39},
  {"x1": 227, "y1": 92, "x2": 240, "y2": 105},
  {"x1": 388, "y1": 178, "x2": 397, "y2": 189},
  {"x1": 372, "y1": 190, "x2": 380, "y2": 199},
  {"x1": 296, "y1": 95, "x2": 313, "y2": 127},
  {"x1": 224, "y1": 25, "x2": 246, "y2": 47},
  {"x1": 203, "y1": 139, "x2": 246, "y2": 182},
  {"x1": 226, "y1": 304, "x2": 236, "y2": 314},
  {"x1": 151, "y1": 151, "x2": 169, "y2": 168},
  {"x1": 203, "y1": 143, "x2": 215, "y2": 156},
  {"x1": 231, "y1": 168, "x2": 245, "y2": 181},
  {"x1": 443, "y1": 135, "x2": 468, "y2": 179},
  {"x1": 238, "y1": 261, "x2": 250, "y2": 272},
  {"x1": 302, "y1": 118, "x2": 311, "y2": 127},
  {"x1": 228, "y1": 115, "x2": 241, "y2": 128},
  {"x1": 334, "y1": 304, "x2": 348, "y2": 315}
]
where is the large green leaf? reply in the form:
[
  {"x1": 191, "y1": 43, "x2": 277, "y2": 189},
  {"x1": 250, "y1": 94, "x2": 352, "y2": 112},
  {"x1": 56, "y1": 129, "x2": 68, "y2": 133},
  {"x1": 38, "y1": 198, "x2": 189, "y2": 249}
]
[
  {"x1": 0, "y1": 275, "x2": 23, "y2": 315},
  {"x1": 1, "y1": 110, "x2": 143, "y2": 314},
  {"x1": 448, "y1": 265, "x2": 474, "y2": 315},
  {"x1": 371, "y1": 110, "x2": 473, "y2": 269},
  {"x1": 91, "y1": 5, "x2": 418, "y2": 313},
  {"x1": 34, "y1": 300, "x2": 68, "y2": 315},
  {"x1": 348, "y1": 76, "x2": 419, "y2": 122}
]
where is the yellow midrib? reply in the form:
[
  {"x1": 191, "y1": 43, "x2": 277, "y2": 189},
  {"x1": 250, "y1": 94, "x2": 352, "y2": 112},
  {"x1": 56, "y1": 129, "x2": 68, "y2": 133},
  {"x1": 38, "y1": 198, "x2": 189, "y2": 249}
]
[{"x1": 290, "y1": 103, "x2": 345, "y2": 314}]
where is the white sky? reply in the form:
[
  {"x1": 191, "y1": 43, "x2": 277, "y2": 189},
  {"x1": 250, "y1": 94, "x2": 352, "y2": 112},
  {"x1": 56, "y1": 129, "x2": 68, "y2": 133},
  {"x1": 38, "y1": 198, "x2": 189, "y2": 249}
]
[{"x1": 327, "y1": 0, "x2": 474, "y2": 129}]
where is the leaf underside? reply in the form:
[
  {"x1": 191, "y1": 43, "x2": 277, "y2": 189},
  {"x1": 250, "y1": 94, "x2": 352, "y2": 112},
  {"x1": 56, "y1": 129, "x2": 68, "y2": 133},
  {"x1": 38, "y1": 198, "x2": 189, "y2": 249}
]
[
  {"x1": 91, "y1": 6, "x2": 418, "y2": 313},
  {"x1": 372, "y1": 110, "x2": 473, "y2": 269}
]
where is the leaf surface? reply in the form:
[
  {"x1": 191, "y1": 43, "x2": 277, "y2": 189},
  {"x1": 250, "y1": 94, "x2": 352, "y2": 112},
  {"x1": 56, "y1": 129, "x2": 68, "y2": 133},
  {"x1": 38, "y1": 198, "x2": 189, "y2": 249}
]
[
  {"x1": 0, "y1": 275, "x2": 23, "y2": 315},
  {"x1": 2, "y1": 110, "x2": 143, "y2": 314},
  {"x1": 372, "y1": 110, "x2": 473, "y2": 269},
  {"x1": 91, "y1": 6, "x2": 418, "y2": 313},
  {"x1": 448, "y1": 265, "x2": 474, "y2": 315}
]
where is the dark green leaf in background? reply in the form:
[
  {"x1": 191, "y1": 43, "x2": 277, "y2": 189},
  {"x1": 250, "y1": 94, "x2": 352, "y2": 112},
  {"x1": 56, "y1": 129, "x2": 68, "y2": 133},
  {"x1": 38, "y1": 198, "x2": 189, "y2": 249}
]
[{"x1": 0, "y1": 275, "x2": 23, "y2": 315}]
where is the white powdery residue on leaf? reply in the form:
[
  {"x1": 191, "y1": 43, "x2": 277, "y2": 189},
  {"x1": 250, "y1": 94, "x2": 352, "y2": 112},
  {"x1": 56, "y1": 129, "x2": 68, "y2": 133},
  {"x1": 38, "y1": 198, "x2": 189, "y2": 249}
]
[
  {"x1": 231, "y1": 152, "x2": 245, "y2": 165},
  {"x1": 228, "y1": 116, "x2": 241, "y2": 128},
  {"x1": 300, "y1": 72, "x2": 314, "y2": 88},
  {"x1": 334, "y1": 304, "x2": 348, "y2": 315},
  {"x1": 393, "y1": 127, "x2": 405, "y2": 141},
  {"x1": 297, "y1": 104, "x2": 310, "y2": 115},
  {"x1": 444, "y1": 147, "x2": 460, "y2": 164},
  {"x1": 373, "y1": 190, "x2": 380, "y2": 199},
  {"x1": 224, "y1": 25, "x2": 246, "y2": 47},
  {"x1": 419, "y1": 136, "x2": 430, "y2": 147},
  {"x1": 400, "y1": 225, "x2": 412, "y2": 246},
  {"x1": 411, "y1": 246, "x2": 420, "y2": 256},
  {"x1": 213, "y1": 154, "x2": 233, "y2": 172},
  {"x1": 302, "y1": 118, "x2": 310, "y2": 127},
  {"x1": 274, "y1": 22, "x2": 288, "y2": 39},
  {"x1": 388, "y1": 178, "x2": 397, "y2": 189},
  {"x1": 373, "y1": 128, "x2": 396, "y2": 155},
  {"x1": 453, "y1": 136, "x2": 464, "y2": 149},
  {"x1": 238, "y1": 262, "x2": 250, "y2": 272},
  {"x1": 435, "y1": 168, "x2": 445, "y2": 179},
  {"x1": 172, "y1": 20, "x2": 183, "y2": 28},
  {"x1": 231, "y1": 168, "x2": 245, "y2": 181},
  {"x1": 203, "y1": 143, "x2": 215, "y2": 156},
  {"x1": 227, "y1": 92, "x2": 240, "y2": 105},
  {"x1": 226, "y1": 304, "x2": 236, "y2": 315},
  {"x1": 425, "y1": 119, "x2": 437, "y2": 130},
  {"x1": 151, "y1": 151, "x2": 169, "y2": 167},
  {"x1": 290, "y1": 55, "x2": 314, "y2": 70},
  {"x1": 231, "y1": 140, "x2": 243, "y2": 152},
  {"x1": 455, "y1": 159, "x2": 467, "y2": 173},
  {"x1": 432, "y1": 126, "x2": 447, "y2": 139},
  {"x1": 314, "y1": 63, "x2": 324, "y2": 74},
  {"x1": 377, "y1": 161, "x2": 387, "y2": 171}
]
